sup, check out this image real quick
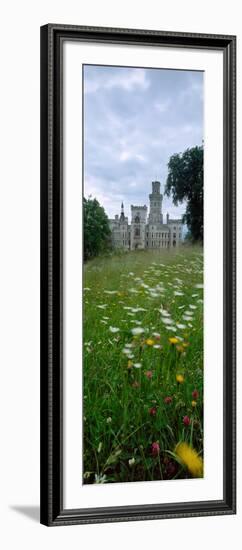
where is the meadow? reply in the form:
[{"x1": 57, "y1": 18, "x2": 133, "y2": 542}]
[{"x1": 83, "y1": 246, "x2": 203, "y2": 484}]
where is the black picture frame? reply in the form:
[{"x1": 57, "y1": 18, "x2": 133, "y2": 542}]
[{"x1": 40, "y1": 24, "x2": 236, "y2": 526}]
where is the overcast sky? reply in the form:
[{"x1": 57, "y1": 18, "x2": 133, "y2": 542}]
[{"x1": 83, "y1": 64, "x2": 203, "y2": 221}]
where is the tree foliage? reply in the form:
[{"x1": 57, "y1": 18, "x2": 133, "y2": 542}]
[
  {"x1": 84, "y1": 196, "x2": 111, "y2": 260},
  {"x1": 165, "y1": 145, "x2": 203, "y2": 242}
]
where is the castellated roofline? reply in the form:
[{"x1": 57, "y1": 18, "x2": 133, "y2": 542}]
[{"x1": 131, "y1": 205, "x2": 148, "y2": 210}]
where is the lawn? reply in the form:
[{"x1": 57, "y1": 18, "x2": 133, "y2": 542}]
[{"x1": 83, "y1": 246, "x2": 203, "y2": 484}]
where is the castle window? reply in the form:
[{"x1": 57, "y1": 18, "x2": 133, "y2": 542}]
[
  {"x1": 135, "y1": 227, "x2": 140, "y2": 237},
  {"x1": 135, "y1": 215, "x2": 140, "y2": 223}
]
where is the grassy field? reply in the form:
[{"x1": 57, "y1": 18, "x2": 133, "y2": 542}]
[{"x1": 83, "y1": 246, "x2": 203, "y2": 484}]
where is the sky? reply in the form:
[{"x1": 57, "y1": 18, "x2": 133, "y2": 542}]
[{"x1": 83, "y1": 64, "x2": 203, "y2": 222}]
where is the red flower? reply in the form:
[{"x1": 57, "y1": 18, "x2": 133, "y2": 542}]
[
  {"x1": 164, "y1": 396, "x2": 172, "y2": 404},
  {"x1": 192, "y1": 389, "x2": 199, "y2": 400},
  {"x1": 145, "y1": 370, "x2": 153, "y2": 379},
  {"x1": 149, "y1": 406, "x2": 157, "y2": 416},
  {"x1": 183, "y1": 415, "x2": 191, "y2": 426},
  {"x1": 151, "y1": 442, "x2": 160, "y2": 457}
]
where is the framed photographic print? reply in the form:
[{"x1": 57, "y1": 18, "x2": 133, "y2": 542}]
[{"x1": 40, "y1": 24, "x2": 236, "y2": 525}]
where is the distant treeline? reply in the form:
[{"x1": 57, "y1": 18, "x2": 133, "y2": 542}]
[{"x1": 83, "y1": 197, "x2": 111, "y2": 261}]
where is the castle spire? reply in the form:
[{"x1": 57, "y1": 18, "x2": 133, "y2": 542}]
[{"x1": 120, "y1": 201, "x2": 125, "y2": 221}]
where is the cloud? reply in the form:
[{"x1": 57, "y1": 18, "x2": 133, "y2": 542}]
[
  {"x1": 120, "y1": 151, "x2": 147, "y2": 163},
  {"x1": 155, "y1": 99, "x2": 171, "y2": 114},
  {"x1": 84, "y1": 67, "x2": 150, "y2": 94}
]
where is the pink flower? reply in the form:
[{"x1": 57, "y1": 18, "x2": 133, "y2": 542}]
[
  {"x1": 149, "y1": 406, "x2": 157, "y2": 416},
  {"x1": 192, "y1": 389, "x2": 199, "y2": 400},
  {"x1": 183, "y1": 415, "x2": 191, "y2": 426},
  {"x1": 151, "y1": 442, "x2": 160, "y2": 457},
  {"x1": 164, "y1": 396, "x2": 172, "y2": 404},
  {"x1": 145, "y1": 370, "x2": 153, "y2": 379}
]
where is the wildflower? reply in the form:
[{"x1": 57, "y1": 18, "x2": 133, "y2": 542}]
[
  {"x1": 159, "y1": 309, "x2": 170, "y2": 317},
  {"x1": 176, "y1": 323, "x2": 187, "y2": 330},
  {"x1": 122, "y1": 347, "x2": 132, "y2": 355},
  {"x1": 153, "y1": 344, "x2": 162, "y2": 349},
  {"x1": 182, "y1": 342, "x2": 189, "y2": 348},
  {"x1": 192, "y1": 389, "x2": 199, "y2": 399},
  {"x1": 183, "y1": 415, "x2": 191, "y2": 426},
  {"x1": 164, "y1": 396, "x2": 172, "y2": 404},
  {"x1": 151, "y1": 441, "x2": 160, "y2": 457},
  {"x1": 175, "y1": 442, "x2": 203, "y2": 477},
  {"x1": 153, "y1": 332, "x2": 161, "y2": 340},
  {"x1": 128, "y1": 457, "x2": 135, "y2": 466},
  {"x1": 109, "y1": 326, "x2": 120, "y2": 333},
  {"x1": 145, "y1": 370, "x2": 153, "y2": 379},
  {"x1": 106, "y1": 417, "x2": 112, "y2": 424},
  {"x1": 131, "y1": 327, "x2": 145, "y2": 336},
  {"x1": 192, "y1": 400, "x2": 197, "y2": 407},
  {"x1": 176, "y1": 374, "x2": 184, "y2": 383},
  {"x1": 149, "y1": 406, "x2": 157, "y2": 416},
  {"x1": 161, "y1": 317, "x2": 173, "y2": 325},
  {"x1": 183, "y1": 315, "x2": 193, "y2": 321},
  {"x1": 127, "y1": 360, "x2": 133, "y2": 369},
  {"x1": 133, "y1": 363, "x2": 142, "y2": 369},
  {"x1": 145, "y1": 338, "x2": 155, "y2": 346},
  {"x1": 169, "y1": 337, "x2": 179, "y2": 345}
]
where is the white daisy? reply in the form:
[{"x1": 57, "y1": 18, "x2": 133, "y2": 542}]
[
  {"x1": 109, "y1": 326, "x2": 120, "y2": 333},
  {"x1": 131, "y1": 327, "x2": 145, "y2": 335}
]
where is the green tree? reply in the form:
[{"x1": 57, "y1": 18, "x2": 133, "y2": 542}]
[
  {"x1": 83, "y1": 196, "x2": 111, "y2": 260},
  {"x1": 165, "y1": 145, "x2": 203, "y2": 242}
]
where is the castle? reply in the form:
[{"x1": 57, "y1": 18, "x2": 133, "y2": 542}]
[{"x1": 109, "y1": 181, "x2": 183, "y2": 251}]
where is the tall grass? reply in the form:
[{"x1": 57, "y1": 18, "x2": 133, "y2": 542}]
[{"x1": 83, "y1": 246, "x2": 203, "y2": 484}]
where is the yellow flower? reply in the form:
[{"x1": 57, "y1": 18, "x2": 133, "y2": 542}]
[
  {"x1": 182, "y1": 341, "x2": 189, "y2": 348},
  {"x1": 145, "y1": 338, "x2": 155, "y2": 346},
  {"x1": 169, "y1": 337, "x2": 179, "y2": 345},
  {"x1": 176, "y1": 374, "x2": 184, "y2": 383},
  {"x1": 127, "y1": 360, "x2": 133, "y2": 369},
  {"x1": 175, "y1": 442, "x2": 203, "y2": 477},
  {"x1": 191, "y1": 400, "x2": 197, "y2": 407}
]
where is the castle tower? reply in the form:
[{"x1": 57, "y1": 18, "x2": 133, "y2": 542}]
[
  {"x1": 130, "y1": 205, "x2": 147, "y2": 250},
  {"x1": 148, "y1": 181, "x2": 163, "y2": 224}
]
